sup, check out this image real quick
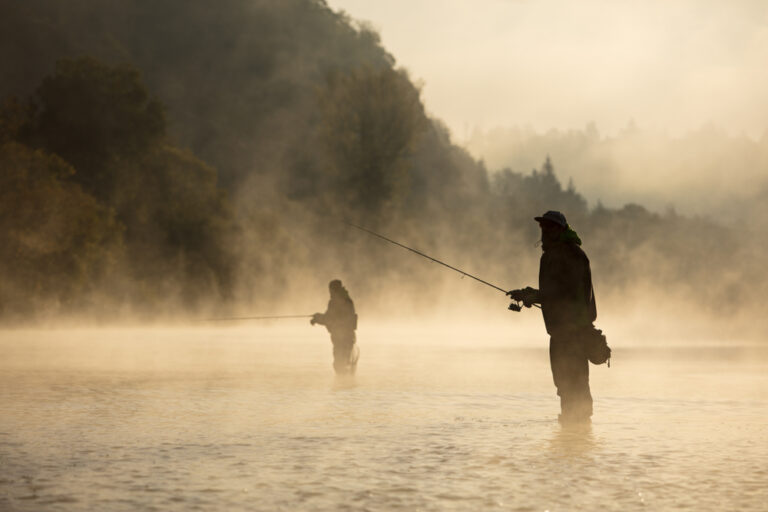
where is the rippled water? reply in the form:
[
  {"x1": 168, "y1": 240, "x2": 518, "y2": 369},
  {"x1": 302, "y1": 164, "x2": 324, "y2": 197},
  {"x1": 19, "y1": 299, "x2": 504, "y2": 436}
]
[{"x1": 1, "y1": 324, "x2": 767, "y2": 511}]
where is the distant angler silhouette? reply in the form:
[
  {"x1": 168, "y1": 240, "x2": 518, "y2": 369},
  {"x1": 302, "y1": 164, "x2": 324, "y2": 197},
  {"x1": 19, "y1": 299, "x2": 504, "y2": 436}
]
[{"x1": 311, "y1": 280, "x2": 359, "y2": 375}]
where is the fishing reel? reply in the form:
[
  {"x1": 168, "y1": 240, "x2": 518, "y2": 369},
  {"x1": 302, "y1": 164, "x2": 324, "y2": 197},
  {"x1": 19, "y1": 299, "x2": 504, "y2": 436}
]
[{"x1": 506, "y1": 287, "x2": 537, "y2": 312}]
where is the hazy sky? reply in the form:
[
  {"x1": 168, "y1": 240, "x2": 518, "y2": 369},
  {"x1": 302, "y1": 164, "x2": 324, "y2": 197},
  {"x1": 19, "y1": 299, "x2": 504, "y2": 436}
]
[{"x1": 326, "y1": 0, "x2": 768, "y2": 140}]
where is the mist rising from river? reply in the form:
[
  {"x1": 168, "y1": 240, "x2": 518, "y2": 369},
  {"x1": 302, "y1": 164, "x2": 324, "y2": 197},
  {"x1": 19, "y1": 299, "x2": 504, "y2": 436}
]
[{"x1": 1, "y1": 324, "x2": 766, "y2": 511}]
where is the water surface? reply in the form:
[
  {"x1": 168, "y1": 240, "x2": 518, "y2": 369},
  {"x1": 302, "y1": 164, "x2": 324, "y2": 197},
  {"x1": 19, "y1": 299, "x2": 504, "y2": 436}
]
[{"x1": 1, "y1": 325, "x2": 766, "y2": 511}]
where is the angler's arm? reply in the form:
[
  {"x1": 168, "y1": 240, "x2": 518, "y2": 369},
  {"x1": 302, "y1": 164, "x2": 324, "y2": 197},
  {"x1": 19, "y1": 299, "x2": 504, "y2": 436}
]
[{"x1": 312, "y1": 299, "x2": 336, "y2": 326}]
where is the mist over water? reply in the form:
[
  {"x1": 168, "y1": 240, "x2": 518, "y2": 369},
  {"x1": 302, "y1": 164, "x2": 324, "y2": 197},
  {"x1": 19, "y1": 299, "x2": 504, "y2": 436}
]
[
  {"x1": 2, "y1": 324, "x2": 767, "y2": 511},
  {"x1": 2, "y1": 1, "x2": 768, "y2": 510}
]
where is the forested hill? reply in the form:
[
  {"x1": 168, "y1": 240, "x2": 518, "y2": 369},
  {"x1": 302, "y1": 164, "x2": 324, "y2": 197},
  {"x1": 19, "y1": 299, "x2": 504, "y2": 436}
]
[
  {"x1": 2, "y1": 0, "x2": 398, "y2": 190},
  {"x1": 1, "y1": 0, "x2": 764, "y2": 327}
]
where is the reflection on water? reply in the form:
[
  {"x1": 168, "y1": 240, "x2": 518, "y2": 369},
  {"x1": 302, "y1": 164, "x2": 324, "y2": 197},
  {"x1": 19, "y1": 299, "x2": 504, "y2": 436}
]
[
  {"x1": 1, "y1": 325, "x2": 767, "y2": 511},
  {"x1": 332, "y1": 374, "x2": 358, "y2": 392},
  {"x1": 549, "y1": 423, "x2": 595, "y2": 458}
]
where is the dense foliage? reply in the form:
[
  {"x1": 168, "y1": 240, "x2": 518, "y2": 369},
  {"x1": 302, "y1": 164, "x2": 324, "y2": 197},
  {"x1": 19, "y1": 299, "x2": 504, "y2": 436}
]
[{"x1": 1, "y1": 58, "x2": 234, "y2": 317}]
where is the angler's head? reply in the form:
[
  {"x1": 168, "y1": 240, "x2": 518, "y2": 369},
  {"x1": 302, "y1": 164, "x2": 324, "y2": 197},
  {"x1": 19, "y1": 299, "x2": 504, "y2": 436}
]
[
  {"x1": 329, "y1": 279, "x2": 343, "y2": 295},
  {"x1": 535, "y1": 210, "x2": 567, "y2": 248},
  {"x1": 535, "y1": 210, "x2": 567, "y2": 229}
]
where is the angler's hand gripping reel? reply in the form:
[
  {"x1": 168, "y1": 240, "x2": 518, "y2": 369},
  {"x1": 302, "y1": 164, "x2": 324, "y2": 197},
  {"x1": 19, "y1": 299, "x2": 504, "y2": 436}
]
[{"x1": 506, "y1": 287, "x2": 537, "y2": 312}]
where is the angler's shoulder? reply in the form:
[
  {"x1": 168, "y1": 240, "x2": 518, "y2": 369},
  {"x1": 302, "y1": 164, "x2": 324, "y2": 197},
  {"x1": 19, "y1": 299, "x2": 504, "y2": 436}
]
[
  {"x1": 542, "y1": 243, "x2": 589, "y2": 264},
  {"x1": 558, "y1": 241, "x2": 589, "y2": 260}
]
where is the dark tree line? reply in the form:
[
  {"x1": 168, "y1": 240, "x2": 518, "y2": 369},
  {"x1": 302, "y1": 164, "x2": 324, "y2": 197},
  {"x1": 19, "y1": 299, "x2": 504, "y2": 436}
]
[
  {"x1": 1, "y1": 58, "x2": 234, "y2": 318},
  {"x1": 1, "y1": 0, "x2": 765, "y2": 324}
]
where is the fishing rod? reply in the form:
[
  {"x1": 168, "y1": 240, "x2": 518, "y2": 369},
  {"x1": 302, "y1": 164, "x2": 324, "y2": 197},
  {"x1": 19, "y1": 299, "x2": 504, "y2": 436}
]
[
  {"x1": 346, "y1": 222, "x2": 538, "y2": 311},
  {"x1": 201, "y1": 314, "x2": 313, "y2": 322}
]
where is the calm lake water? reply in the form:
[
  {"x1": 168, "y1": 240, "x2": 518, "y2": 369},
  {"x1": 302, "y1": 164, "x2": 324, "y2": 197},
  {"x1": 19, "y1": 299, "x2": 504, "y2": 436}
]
[{"x1": 1, "y1": 324, "x2": 767, "y2": 511}]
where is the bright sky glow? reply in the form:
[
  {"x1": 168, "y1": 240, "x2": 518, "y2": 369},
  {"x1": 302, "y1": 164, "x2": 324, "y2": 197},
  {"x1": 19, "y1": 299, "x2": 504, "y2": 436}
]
[{"x1": 327, "y1": 0, "x2": 768, "y2": 140}]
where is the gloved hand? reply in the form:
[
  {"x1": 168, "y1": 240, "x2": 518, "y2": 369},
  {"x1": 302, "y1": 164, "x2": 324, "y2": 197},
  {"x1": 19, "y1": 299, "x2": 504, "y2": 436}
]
[
  {"x1": 310, "y1": 313, "x2": 320, "y2": 325},
  {"x1": 507, "y1": 287, "x2": 537, "y2": 307}
]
